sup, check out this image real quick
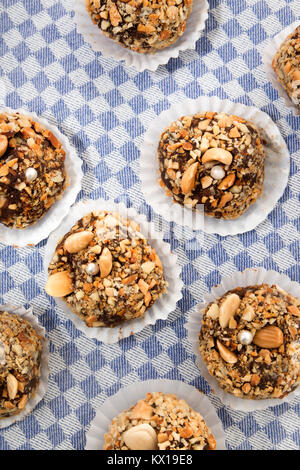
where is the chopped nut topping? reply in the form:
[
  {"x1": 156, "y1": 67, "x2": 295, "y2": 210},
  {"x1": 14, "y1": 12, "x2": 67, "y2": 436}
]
[
  {"x1": 158, "y1": 112, "x2": 266, "y2": 220},
  {"x1": 199, "y1": 284, "x2": 300, "y2": 400},
  {"x1": 104, "y1": 392, "x2": 216, "y2": 450},
  {"x1": 0, "y1": 311, "x2": 42, "y2": 418},
  {"x1": 47, "y1": 211, "x2": 167, "y2": 328},
  {"x1": 272, "y1": 26, "x2": 300, "y2": 108},
  {"x1": 0, "y1": 112, "x2": 66, "y2": 228},
  {"x1": 87, "y1": 0, "x2": 193, "y2": 54}
]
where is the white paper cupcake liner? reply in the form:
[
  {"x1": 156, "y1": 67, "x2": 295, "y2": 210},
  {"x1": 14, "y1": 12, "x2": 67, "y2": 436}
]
[
  {"x1": 0, "y1": 107, "x2": 83, "y2": 247},
  {"x1": 44, "y1": 199, "x2": 183, "y2": 344},
  {"x1": 0, "y1": 303, "x2": 49, "y2": 429},
  {"x1": 263, "y1": 20, "x2": 300, "y2": 116},
  {"x1": 73, "y1": 0, "x2": 209, "y2": 72},
  {"x1": 140, "y1": 96, "x2": 290, "y2": 236},
  {"x1": 85, "y1": 379, "x2": 226, "y2": 450},
  {"x1": 185, "y1": 268, "x2": 300, "y2": 412}
]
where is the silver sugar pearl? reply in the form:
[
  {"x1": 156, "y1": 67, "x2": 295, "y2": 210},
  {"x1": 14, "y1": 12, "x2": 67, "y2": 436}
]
[
  {"x1": 86, "y1": 263, "x2": 99, "y2": 276},
  {"x1": 25, "y1": 167, "x2": 38, "y2": 183},
  {"x1": 237, "y1": 330, "x2": 253, "y2": 346},
  {"x1": 210, "y1": 165, "x2": 225, "y2": 180}
]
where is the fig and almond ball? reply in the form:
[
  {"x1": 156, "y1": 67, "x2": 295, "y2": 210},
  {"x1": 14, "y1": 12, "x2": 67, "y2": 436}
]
[
  {"x1": 86, "y1": 0, "x2": 193, "y2": 54},
  {"x1": 0, "y1": 311, "x2": 43, "y2": 418},
  {"x1": 199, "y1": 284, "x2": 300, "y2": 400},
  {"x1": 104, "y1": 392, "x2": 216, "y2": 450},
  {"x1": 272, "y1": 25, "x2": 300, "y2": 108},
  {"x1": 45, "y1": 210, "x2": 167, "y2": 328},
  {"x1": 0, "y1": 111, "x2": 67, "y2": 229},
  {"x1": 158, "y1": 112, "x2": 266, "y2": 220}
]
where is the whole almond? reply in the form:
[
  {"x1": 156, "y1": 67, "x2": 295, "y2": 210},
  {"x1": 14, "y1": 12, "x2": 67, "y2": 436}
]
[
  {"x1": 253, "y1": 326, "x2": 284, "y2": 349},
  {"x1": 7, "y1": 374, "x2": 18, "y2": 400},
  {"x1": 0, "y1": 135, "x2": 8, "y2": 158},
  {"x1": 216, "y1": 340, "x2": 238, "y2": 364},
  {"x1": 202, "y1": 148, "x2": 233, "y2": 166},
  {"x1": 181, "y1": 162, "x2": 199, "y2": 194},
  {"x1": 99, "y1": 247, "x2": 113, "y2": 278},
  {"x1": 45, "y1": 271, "x2": 73, "y2": 297},
  {"x1": 219, "y1": 293, "x2": 241, "y2": 328},
  {"x1": 64, "y1": 231, "x2": 94, "y2": 253}
]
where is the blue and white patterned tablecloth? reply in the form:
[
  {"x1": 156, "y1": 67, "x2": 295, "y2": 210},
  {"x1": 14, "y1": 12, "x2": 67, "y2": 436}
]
[{"x1": 0, "y1": 0, "x2": 299, "y2": 450}]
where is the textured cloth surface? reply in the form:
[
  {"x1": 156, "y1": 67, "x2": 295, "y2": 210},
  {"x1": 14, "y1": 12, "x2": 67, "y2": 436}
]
[{"x1": 0, "y1": 0, "x2": 300, "y2": 450}]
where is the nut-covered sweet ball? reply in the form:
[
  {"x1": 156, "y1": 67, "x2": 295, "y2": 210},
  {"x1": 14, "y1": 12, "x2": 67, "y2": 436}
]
[
  {"x1": 104, "y1": 392, "x2": 216, "y2": 450},
  {"x1": 0, "y1": 112, "x2": 67, "y2": 229},
  {"x1": 46, "y1": 210, "x2": 168, "y2": 328},
  {"x1": 86, "y1": 0, "x2": 193, "y2": 54},
  {"x1": 272, "y1": 26, "x2": 300, "y2": 108},
  {"x1": 0, "y1": 311, "x2": 43, "y2": 418},
  {"x1": 158, "y1": 112, "x2": 266, "y2": 220},
  {"x1": 199, "y1": 284, "x2": 300, "y2": 400}
]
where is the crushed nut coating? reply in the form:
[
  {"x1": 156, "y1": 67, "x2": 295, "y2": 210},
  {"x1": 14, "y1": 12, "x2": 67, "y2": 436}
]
[
  {"x1": 86, "y1": 0, "x2": 193, "y2": 54},
  {"x1": 199, "y1": 284, "x2": 300, "y2": 400},
  {"x1": 0, "y1": 112, "x2": 67, "y2": 229},
  {"x1": 104, "y1": 392, "x2": 216, "y2": 450},
  {"x1": 158, "y1": 112, "x2": 266, "y2": 220},
  {"x1": 272, "y1": 26, "x2": 300, "y2": 108},
  {"x1": 47, "y1": 210, "x2": 167, "y2": 328},
  {"x1": 0, "y1": 311, "x2": 43, "y2": 418}
]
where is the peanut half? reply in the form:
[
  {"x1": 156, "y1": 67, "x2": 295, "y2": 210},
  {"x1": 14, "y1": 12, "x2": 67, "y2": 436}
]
[
  {"x1": 202, "y1": 148, "x2": 233, "y2": 166},
  {"x1": 218, "y1": 173, "x2": 236, "y2": 190},
  {"x1": 99, "y1": 247, "x2": 113, "y2": 278},
  {"x1": 64, "y1": 231, "x2": 94, "y2": 253},
  {"x1": 181, "y1": 162, "x2": 199, "y2": 194},
  {"x1": 6, "y1": 374, "x2": 18, "y2": 400},
  {"x1": 253, "y1": 326, "x2": 284, "y2": 349},
  {"x1": 45, "y1": 271, "x2": 73, "y2": 297},
  {"x1": 219, "y1": 293, "x2": 241, "y2": 328},
  {"x1": 123, "y1": 423, "x2": 158, "y2": 451},
  {"x1": 201, "y1": 175, "x2": 212, "y2": 189},
  {"x1": 216, "y1": 340, "x2": 238, "y2": 364}
]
